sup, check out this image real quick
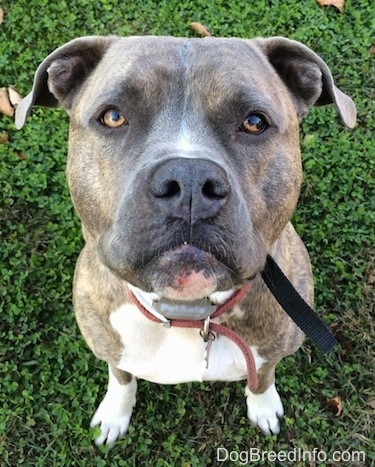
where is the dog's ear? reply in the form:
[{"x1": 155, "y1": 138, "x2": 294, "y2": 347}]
[
  {"x1": 254, "y1": 37, "x2": 356, "y2": 128},
  {"x1": 15, "y1": 36, "x2": 117, "y2": 129}
]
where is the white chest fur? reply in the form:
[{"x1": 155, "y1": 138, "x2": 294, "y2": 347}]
[{"x1": 110, "y1": 304, "x2": 265, "y2": 384}]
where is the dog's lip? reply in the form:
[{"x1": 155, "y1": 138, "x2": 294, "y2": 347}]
[
  {"x1": 128, "y1": 285, "x2": 241, "y2": 321},
  {"x1": 152, "y1": 243, "x2": 236, "y2": 275}
]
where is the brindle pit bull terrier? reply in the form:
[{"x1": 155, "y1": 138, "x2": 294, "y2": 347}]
[{"x1": 16, "y1": 35, "x2": 356, "y2": 446}]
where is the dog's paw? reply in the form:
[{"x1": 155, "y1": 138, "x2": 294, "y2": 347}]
[
  {"x1": 90, "y1": 376, "x2": 137, "y2": 447},
  {"x1": 90, "y1": 402, "x2": 132, "y2": 447},
  {"x1": 245, "y1": 383, "x2": 284, "y2": 436}
]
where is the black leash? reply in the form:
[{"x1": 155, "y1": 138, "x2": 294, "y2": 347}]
[{"x1": 262, "y1": 255, "x2": 338, "y2": 353}]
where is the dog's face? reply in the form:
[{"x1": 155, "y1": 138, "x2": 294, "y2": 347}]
[
  {"x1": 16, "y1": 36, "x2": 356, "y2": 303},
  {"x1": 73, "y1": 38, "x2": 304, "y2": 299}
]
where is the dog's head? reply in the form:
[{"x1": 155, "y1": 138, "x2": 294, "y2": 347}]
[{"x1": 16, "y1": 36, "x2": 356, "y2": 305}]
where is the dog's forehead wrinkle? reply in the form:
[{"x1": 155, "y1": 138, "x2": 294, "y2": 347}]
[{"x1": 99, "y1": 38, "x2": 267, "y2": 99}]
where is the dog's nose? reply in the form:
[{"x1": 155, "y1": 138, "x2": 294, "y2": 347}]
[{"x1": 149, "y1": 158, "x2": 230, "y2": 224}]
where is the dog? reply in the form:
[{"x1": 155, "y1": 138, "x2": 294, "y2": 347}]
[{"x1": 16, "y1": 35, "x2": 356, "y2": 446}]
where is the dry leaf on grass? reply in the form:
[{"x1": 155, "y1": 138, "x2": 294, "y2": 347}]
[
  {"x1": 368, "y1": 400, "x2": 375, "y2": 410},
  {"x1": 8, "y1": 86, "x2": 23, "y2": 106},
  {"x1": 14, "y1": 150, "x2": 27, "y2": 161},
  {"x1": 0, "y1": 87, "x2": 14, "y2": 117},
  {"x1": 190, "y1": 22, "x2": 211, "y2": 37},
  {"x1": 0, "y1": 132, "x2": 9, "y2": 144},
  {"x1": 316, "y1": 0, "x2": 345, "y2": 12},
  {"x1": 370, "y1": 45, "x2": 375, "y2": 54},
  {"x1": 328, "y1": 396, "x2": 343, "y2": 416},
  {"x1": 0, "y1": 8, "x2": 4, "y2": 26}
]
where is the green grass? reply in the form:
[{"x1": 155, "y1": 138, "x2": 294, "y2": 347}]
[{"x1": 1, "y1": 0, "x2": 374, "y2": 465}]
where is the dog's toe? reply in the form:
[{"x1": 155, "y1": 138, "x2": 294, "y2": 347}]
[{"x1": 245, "y1": 383, "x2": 284, "y2": 436}]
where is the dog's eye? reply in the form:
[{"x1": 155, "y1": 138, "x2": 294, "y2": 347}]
[
  {"x1": 100, "y1": 108, "x2": 127, "y2": 128},
  {"x1": 240, "y1": 114, "x2": 268, "y2": 134}
]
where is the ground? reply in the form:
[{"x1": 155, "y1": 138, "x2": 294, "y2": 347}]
[{"x1": 0, "y1": 1, "x2": 374, "y2": 465}]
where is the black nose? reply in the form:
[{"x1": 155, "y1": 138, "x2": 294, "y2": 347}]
[{"x1": 149, "y1": 158, "x2": 230, "y2": 224}]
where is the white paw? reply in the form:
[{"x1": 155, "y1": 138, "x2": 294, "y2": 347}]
[
  {"x1": 90, "y1": 372, "x2": 137, "y2": 447},
  {"x1": 90, "y1": 401, "x2": 132, "y2": 446},
  {"x1": 245, "y1": 383, "x2": 284, "y2": 436}
]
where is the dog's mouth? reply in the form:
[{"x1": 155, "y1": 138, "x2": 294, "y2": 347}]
[
  {"x1": 126, "y1": 243, "x2": 257, "y2": 320},
  {"x1": 140, "y1": 243, "x2": 245, "y2": 300},
  {"x1": 99, "y1": 232, "x2": 262, "y2": 303}
]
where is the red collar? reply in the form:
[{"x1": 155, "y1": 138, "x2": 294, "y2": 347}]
[{"x1": 129, "y1": 284, "x2": 258, "y2": 392}]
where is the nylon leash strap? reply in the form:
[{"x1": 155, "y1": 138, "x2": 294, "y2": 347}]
[{"x1": 262, "y1": 255, "x2": 338, "y2": 353}]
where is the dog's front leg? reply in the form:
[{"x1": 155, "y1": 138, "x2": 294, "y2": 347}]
[
  {"x1": 90, "y1": 365, "x2": 137, "y2": 446},
  {"x1": 245, "y1": 362, "x2": 284, "y2": 436}
]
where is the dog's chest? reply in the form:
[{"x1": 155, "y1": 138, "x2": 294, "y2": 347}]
[{"x1": 110, "y1": 304, "x2": 258, "y2": 384}]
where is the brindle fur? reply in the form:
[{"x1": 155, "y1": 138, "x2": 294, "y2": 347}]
[{"x1": 15, "y1": 35, "x2": 356, "y2": 440}]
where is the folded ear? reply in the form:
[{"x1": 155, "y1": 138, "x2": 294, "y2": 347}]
[
  {"x1": 15, "y1": 36, "x2": 117, "y2": 129},
  {"x1": 254, "y1": 37, "x2": 356, "y2": 128}
]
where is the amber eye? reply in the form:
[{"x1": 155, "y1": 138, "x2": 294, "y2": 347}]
[
  {"x1": 100, "y1": 108, "x2": 127, "y2": 128},
  {"x1": 240, "y1": 114, "x2": 268, "y2": 134}
]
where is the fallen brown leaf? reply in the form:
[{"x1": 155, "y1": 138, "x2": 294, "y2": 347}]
[
  {"x1": 316, "y1": 0, "x2": 345, "y2": 12},
  {"x1": 14, "y1": 151, "x2": 27, "y2": 161},
  {"x1": 0, "y1": 132, "x2": 9, "y2": 144},
  {"x1": 0, "y1": 87, "x2": 14, "y2": 117},
  {"x1": 368, "y1": 400, "x2": 375, "y2": 409},
  {"x1": 328, "y1": 396, "x2": 343, "y2": 416},
  {"x1": 190, "y1": 22, "x2": 211, "y2": 37},
  {"x1": 8, "y1": 86, "x2": 23, "y2": 106},
  {"x1": 370, "y1": 45, "x2": 375, "y2": 55},
  {"x1": 0, "y1": 8, "x2": 4, "y2": 26}
]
